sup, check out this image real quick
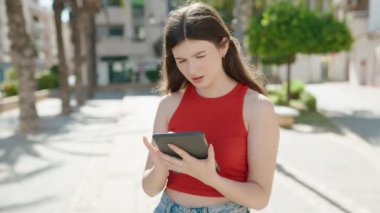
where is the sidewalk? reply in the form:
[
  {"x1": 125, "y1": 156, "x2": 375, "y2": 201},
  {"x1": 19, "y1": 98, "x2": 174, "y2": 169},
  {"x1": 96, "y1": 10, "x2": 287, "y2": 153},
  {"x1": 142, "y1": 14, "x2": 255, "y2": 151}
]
[
  {"x1": 0, "y1": 84, "x2": 379, "y2": 212},
  {"x1": 307, "y1": 82, "x2": 380, "y2": 147},
  {"x1": 265, "y1": 83, "x2": 380, "y2": 213}
]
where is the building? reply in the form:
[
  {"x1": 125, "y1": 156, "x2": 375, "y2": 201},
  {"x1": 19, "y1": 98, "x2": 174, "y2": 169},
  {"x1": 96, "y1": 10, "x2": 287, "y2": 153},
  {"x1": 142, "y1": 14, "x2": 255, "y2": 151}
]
[
  {"x1": 95, "y1": 0, "x2": 168, "y2": 85},
  {"x1": 0, "y1": 0, "x2": 66, "y2": 82},
  {"x1": 0, "y1": 0, "x2": 9, "y2": 82},
  {"x1": 344, "y1": 0, "x2": 380, "y2": 86}
]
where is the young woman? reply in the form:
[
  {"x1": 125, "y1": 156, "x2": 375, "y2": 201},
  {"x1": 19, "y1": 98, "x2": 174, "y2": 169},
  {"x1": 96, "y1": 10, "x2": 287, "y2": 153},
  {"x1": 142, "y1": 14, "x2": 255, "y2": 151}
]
[{"x1": 142, "y1": 2, "x2": 279, "y2": 212}]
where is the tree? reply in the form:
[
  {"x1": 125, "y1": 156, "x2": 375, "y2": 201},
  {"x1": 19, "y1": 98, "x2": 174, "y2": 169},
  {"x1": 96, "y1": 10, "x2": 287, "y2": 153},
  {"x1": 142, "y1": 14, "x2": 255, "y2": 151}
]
[
  {"x1": 68, "y1": 0, "x2": 85, "y2": 106},
  {"x1": 53, "y1": 0, "x2": 72, "y2": 114},
  {"x1": 82, "y1": 0, "x2": 101, "y2": 99},
  {"x1": 248, "y1": 1, "x2": 352, "y2": 105},
  {"x1": 5, "y1": 0, "x2": 38, "y2": 133}
]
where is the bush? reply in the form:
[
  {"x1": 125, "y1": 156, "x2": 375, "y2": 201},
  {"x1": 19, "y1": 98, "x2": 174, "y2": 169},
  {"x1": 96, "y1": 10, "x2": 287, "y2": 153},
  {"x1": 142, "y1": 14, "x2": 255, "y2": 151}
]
[
  {"x1": 145, "y1": 69, "x2": 161, "y2": 83},
  {"x1": 50, "y1": 65, "x2": 59, "y2": 76},
  {"x1": 5, "y1": 67, "x2": 17, "y2": 81},
  {"x1": 37, "y1": 73, "x2": 59, "y2": 90},
  {"x1": 300, "y1": 92, "x2": 317, "y2": 111},
  {"x1": 267, "y1": 80, "x2": 317, "y2": 111},
  {"x1": 282, "y1": 79, "x2": 305, "y2": 99},
  {"x1": 267, "y1": 89, "x2": 286, "y2": 105},
  {"x1": 1, "y1": 81, "x2": 18, "y2": 97}
]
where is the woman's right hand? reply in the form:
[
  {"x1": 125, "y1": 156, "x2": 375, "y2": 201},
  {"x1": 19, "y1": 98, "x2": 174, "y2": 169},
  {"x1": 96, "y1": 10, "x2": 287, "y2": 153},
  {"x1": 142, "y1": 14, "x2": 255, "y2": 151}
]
[{"x1": 143, "y1": 136, "x2": 169, "y2": 173}]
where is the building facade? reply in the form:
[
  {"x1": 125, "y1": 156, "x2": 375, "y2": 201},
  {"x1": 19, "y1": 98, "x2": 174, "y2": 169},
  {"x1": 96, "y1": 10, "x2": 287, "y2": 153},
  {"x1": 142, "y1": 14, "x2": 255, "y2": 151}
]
[
  {"x1": 345, "y1": 0, "x2": 380, "y2": 86},
  {"x1": 95, "y1": 0, "x2": 168, "y2": 85}
]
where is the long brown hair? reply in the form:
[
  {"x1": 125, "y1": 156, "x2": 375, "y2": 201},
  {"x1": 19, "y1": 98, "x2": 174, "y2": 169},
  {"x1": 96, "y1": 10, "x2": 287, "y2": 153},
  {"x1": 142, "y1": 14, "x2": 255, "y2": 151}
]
[{"x1": 160, "y1": 2, "x2": 265, "y2": 95}]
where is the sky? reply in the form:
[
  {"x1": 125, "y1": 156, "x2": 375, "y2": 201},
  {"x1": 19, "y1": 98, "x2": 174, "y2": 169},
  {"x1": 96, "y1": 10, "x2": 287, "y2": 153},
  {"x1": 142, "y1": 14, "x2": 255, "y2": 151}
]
[{"x1": 39, "y1": 0, "x2": 70, "y2": 22}]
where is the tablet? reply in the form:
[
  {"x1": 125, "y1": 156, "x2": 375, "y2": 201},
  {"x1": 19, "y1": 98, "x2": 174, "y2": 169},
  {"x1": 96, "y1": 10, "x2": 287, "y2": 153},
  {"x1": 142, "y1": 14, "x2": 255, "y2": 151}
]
[
  {"x1": 153, "y1": 131, "x2": 220, "y2": 172},
  {"x1": 153, "y1": 131, "x2": 208, "y2": 159}
]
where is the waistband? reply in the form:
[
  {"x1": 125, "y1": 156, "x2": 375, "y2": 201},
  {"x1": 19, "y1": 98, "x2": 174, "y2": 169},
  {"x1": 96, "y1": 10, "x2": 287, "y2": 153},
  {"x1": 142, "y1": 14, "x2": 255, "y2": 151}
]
[{"x1": 156, "y1": 192, "x2": 250, "y2": 213}]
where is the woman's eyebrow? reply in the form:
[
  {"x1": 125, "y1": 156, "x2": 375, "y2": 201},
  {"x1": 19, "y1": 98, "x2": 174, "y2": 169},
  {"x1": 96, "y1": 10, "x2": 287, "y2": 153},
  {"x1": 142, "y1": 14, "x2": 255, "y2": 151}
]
[{"x1": 174, "y1": 50, "x2": 206, "y2": 60}]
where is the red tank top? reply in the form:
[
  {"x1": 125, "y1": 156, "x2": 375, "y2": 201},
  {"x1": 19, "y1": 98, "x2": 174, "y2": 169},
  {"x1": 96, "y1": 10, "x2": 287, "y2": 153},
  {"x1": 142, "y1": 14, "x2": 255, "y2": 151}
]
[{"x1": 167, "y1": 83, "x2": 249, "y2": 197}]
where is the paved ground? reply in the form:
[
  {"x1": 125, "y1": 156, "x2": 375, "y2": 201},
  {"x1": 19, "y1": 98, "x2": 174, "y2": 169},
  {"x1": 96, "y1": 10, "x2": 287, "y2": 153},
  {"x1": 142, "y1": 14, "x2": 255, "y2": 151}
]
[
  {"x1": 307, "y1": 83, "x2": 380, "y2": 147},
  {"x1": 0, "y1": 83, "x2": 379, "y2": 213}
]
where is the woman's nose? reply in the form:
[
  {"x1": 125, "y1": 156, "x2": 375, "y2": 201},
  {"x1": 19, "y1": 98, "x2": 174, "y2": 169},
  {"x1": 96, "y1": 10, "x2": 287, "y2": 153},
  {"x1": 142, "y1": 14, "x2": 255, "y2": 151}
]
[{"x1": 187, "y1": 61, "x2": 198, "y2": 75}]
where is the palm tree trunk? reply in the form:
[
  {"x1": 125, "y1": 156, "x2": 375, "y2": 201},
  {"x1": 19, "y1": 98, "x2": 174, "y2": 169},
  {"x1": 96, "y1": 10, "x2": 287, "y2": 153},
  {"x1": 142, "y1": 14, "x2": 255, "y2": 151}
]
[
  {"x1": 286, "y1": 57, "x2": 292, "y2": 106},
  {"x1": 69, "y1": 0, "x2": 85, "y2": 106},
  {"x1": 5, "y1": 0, "x2": 38, "y2": 133},
  {"x1": 89, "y1": 15, "x2": 97, "y2": 97},
  {"x1": 83, "y1": 7, "x2": 96, "y2": 99},
  {"x1": 53, "y1": 0, "x2": 72, "y2": 114}
]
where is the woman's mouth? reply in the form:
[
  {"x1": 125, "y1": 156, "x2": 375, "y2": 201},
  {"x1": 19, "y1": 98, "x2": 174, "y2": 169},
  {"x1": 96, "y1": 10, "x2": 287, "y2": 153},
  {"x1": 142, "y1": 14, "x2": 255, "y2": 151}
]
[{"x1": 191, "y1": 76, "x2": 204, "y2": 84}]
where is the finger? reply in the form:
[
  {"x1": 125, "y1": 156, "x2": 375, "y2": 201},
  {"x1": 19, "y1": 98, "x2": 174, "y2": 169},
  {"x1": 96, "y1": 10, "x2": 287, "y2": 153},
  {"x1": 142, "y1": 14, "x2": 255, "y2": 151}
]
[
  {"x1": 162, "y1": 158, "x2": 179, "y2": 168},
  {"x1": 208, "y1": 144, "x2": 220, "y2": 172},
  {"x1": 168, "y1": 144, "x2": 191, "y2": 160},
  {"x1": 164, "y1": 163, "x2": 181, "y2": 173},
  {"x1": 161, "y1": 157, "x2": 182, "y2": 172},
  {"x1": 143, "y1": 136, "x2": 156, "y2": 152},
  {"x1": 160, "y1": 153, "x2": 178, "y2": 164},
  {"x1": 208, "y1": 144, "x2": 215, "y2": 160},
  {"x1": 160, "y1": 153, "x2": 183, "y2": 168}
]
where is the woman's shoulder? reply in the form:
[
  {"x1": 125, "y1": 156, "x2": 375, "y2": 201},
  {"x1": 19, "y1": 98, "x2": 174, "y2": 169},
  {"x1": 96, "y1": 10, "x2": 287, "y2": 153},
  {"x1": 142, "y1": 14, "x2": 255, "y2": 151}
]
[
  {"x1": 243, "y1": 88, "x2": 275, "y2": 118},
  {"x1": 160, "y1": 90, "x2": 184, "y2": 106},
  {"x1": 157, "y1": 90, "x2": 185, "y2": 116}
]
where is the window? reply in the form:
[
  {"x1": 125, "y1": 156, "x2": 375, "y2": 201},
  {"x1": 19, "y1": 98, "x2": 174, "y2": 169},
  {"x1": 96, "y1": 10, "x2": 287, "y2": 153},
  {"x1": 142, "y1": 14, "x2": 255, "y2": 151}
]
[
  {"x1": 106, "y1": 0, "x2": 121, "y2": 7},
  {"x1": 101, "y1": 56, "x2": 130, "y2": 83},
  {"x1": 109, "y1": 26, "x2": 124, "y2": 36},
  {"x1": 347, "y1": 0, "x2": 369, "y2": 11},
  {"x1": 97, "y1": 25, "x2": 124, "y2": 39},
  {"x1": 133, "y1": 25, "x2": 145, "y2": 41}
]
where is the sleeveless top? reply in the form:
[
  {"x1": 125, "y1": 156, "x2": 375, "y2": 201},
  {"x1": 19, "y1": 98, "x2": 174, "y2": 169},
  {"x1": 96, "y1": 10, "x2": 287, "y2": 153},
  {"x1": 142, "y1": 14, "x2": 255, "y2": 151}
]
[{"x1": 166, "y1": 83, "x2": 249, "y2": 197}]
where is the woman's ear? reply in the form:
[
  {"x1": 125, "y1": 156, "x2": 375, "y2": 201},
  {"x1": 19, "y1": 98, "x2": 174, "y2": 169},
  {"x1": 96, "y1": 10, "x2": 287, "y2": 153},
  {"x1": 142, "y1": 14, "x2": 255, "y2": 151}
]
[{"x1": 220, "y1": 37, "x2": 229, "y2": 58}]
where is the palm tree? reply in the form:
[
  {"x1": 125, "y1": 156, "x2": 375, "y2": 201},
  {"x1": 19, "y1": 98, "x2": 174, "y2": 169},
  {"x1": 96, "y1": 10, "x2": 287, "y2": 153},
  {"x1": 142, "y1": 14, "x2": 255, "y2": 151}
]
[
  {"x1": 83, "y1": 0, "x2": 101, "y2": 99},
  {"x1": 68, "y1": 0, "x2": 85, "y2": 106},
  {"x1": 53, "y1": 0, "x2": 72, "y2": 114},
  {"x1": 5, "y1": 0, "x2": 38, "y2": 133}
]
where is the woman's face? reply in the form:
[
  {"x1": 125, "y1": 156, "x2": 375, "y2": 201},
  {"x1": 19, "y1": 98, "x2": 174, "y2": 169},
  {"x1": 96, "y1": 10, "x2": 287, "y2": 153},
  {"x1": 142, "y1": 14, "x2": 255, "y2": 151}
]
[{"x1": 172, "y1": 39, "x2": 227, "y2": 88}]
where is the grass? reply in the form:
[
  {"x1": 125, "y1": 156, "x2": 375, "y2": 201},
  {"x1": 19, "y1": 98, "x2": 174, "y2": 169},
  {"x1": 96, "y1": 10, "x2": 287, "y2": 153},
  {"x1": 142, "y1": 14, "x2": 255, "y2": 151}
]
[{"x1": 295, "y1": 110, "x2": 342, "y2": 134}]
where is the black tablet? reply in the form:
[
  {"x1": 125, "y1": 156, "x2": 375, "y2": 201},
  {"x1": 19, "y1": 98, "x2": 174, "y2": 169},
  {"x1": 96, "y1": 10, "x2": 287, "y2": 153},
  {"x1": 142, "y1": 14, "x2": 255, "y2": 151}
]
[
  {"x1": 153, "y1": 131, "x2": 220, "y2": 172},
  {"x1": 153, "y1": 131, "x2": 208, "y2": 159}
]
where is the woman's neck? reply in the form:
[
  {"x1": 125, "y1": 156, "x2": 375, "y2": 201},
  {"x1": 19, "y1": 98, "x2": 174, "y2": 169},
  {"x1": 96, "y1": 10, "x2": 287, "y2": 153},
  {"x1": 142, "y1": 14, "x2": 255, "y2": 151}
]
[{"x1": 195, "y1": 74, "x2": 237, "y2": 98}]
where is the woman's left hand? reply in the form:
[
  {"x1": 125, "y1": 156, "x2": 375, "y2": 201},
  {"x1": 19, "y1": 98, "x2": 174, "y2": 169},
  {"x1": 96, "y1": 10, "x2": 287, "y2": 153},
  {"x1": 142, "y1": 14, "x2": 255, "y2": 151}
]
[{"x1": 160, "y1": 144, "x2": 219, "y2": 187}]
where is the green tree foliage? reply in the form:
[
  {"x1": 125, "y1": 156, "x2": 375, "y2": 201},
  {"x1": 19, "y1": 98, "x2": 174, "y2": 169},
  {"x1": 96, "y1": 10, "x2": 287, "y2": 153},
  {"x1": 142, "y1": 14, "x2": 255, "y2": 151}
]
[{"x1": 248, "y1": 1, "x2": 352, "y2": 105}]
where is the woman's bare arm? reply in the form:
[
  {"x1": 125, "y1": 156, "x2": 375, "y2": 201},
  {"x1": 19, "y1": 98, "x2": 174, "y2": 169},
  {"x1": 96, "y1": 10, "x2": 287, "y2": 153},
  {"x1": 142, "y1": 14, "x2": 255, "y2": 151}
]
[
  {"x1": 210, "y1": 91, "x2": 279, "y2": 210},
  {"x1": 142, "y1": 93, "x2": 182, "y2": 197}
]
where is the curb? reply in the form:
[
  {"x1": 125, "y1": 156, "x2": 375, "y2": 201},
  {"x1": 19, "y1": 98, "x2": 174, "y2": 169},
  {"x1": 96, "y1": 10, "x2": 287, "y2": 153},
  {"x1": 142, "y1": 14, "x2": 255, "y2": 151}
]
[{"x1": 0, "y1": 89, "x2": 58, "y2": 113}]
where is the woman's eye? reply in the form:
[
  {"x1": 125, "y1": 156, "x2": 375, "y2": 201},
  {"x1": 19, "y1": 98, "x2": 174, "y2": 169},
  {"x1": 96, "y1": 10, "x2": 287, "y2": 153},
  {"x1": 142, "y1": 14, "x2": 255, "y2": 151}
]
[
  {"x1": 196, "y1": 55, "x2": 205, "y2": 59},
  {"x1": 178, "y1": 60, "x2": 185, "y2": 64}
]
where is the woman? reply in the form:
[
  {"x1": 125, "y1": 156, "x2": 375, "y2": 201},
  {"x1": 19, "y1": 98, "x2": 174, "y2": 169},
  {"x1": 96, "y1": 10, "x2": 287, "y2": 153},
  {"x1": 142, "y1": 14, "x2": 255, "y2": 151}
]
[{"x1": 142, "y1": 2, "x2": 279, "y2": 212}]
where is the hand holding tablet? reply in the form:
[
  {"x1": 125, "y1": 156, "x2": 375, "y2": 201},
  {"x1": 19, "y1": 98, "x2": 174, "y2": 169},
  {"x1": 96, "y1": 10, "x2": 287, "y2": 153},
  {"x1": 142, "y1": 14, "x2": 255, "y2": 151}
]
[{"x1": 152, "y1": 131, "x2": 220, "y2": 172}]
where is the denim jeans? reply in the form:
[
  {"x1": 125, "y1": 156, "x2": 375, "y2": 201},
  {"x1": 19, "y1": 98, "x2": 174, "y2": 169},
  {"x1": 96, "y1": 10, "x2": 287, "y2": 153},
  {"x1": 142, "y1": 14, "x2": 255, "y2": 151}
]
[{"x1": 153, "y1": 192, "x2": 250, "y2": 213}]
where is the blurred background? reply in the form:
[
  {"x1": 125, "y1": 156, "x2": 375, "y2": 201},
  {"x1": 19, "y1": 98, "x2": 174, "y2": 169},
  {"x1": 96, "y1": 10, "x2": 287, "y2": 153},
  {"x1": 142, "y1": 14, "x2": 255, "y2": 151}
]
[{"x1": 0, "y1": 0, "x2": 379, "y2": 212}]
